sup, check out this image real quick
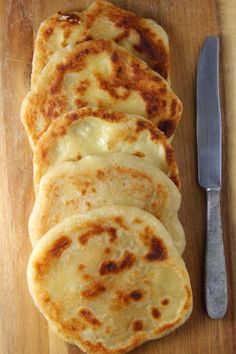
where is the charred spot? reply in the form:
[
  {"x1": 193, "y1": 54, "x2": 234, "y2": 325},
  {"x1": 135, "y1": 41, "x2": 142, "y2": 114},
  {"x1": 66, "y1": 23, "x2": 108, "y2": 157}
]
[
  {"x1": 134, "y1": 30, "x2": 156, "y2": 59},
  {"x1": 57, "y1": 12, "x2": 80, "y2": 24},
  {"x1": 84, "y1": 35, "x2": 93, "y2": 41},
  {"x1": 48, "y1": 236, "x2": 71, "y2": 258},
  {"x1": 92, "y1": 188, "x2": 96, "y2": 193},
  {"x1": 141, "y1": 91, "x2": 160, "y2": 118},
  {"x1": 152, "y1": 307, "x2": 161, "y2": 319},
  {"x1": 100, "y1": 260, "x2": 117, "y2": 275},
  {"x1": 100, "y1": 251, "x2": 136, "y2": 275},
  {"x1": 96, "y1": 169, "x2": 105, "y2": 179},
  {"x1": 111, "y1": 51, "x2": 119, "y2": 63},
  {"x1": 133, "y1": 151, "x2": 145, "y2": 158},
  {"x1": 79, "y1": 309, "x2": 101, "y2": 327},
  {"x1": 145, "y1": 237, "x2": 168, "y2": 261},
  {"x1": 133, "y1": 320, "x2": 143, "y2": 331},
  {"x1": 158, "y1": 119, "x2": 177, "y2": 138},
  {"x1": 116, "y1": 16, "x2": 132, "y2": 29},
  {"x1": 161, "y1": 298, "x2": 170, "y2": 306},
  {"x1": 130, "y1": 290, "x2": 142, "y2": 301},
  {"x1": 81, "y1": 281, "x2": 106, "y2": 299},
  {"x1": 86, "y1": 201, "x2": 92, "y2": 208},
  {"x1": 78, "y1": 225, "x2": 117, "y2": 245}
]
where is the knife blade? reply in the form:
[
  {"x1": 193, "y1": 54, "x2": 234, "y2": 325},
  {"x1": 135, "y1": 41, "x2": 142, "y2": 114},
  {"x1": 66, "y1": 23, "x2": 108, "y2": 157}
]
[{"x1": 196, "y1": 35, "x2": 228, "y2": 319}]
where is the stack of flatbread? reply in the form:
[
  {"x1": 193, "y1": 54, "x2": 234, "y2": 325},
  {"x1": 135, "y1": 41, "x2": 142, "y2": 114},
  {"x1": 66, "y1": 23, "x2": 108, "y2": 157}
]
[{"x1": 21, "y1": 1, "x2": 192, "y2": 353}]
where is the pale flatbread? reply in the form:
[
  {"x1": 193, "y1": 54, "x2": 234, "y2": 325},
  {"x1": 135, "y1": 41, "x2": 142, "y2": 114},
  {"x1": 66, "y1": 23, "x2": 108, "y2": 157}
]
[
  {"x1": 27, "y1": 206, "x2": 192, "y2": 354},
  {"x1": 21, "y1": 39, "x2": 182, "y2": 149},
  {"x1": 31, "y1": 0, "x2": 169, "y2": 86},
  {"x1": 29, "y1": 153, "x2": 185, "y2": 253},
  {"x1": 33, "y1": 107, "x2": 180, "y2": 192}
]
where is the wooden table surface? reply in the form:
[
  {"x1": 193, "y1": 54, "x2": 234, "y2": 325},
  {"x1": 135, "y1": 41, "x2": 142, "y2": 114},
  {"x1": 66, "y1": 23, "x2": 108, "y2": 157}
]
[{"x1": 1, "y1": 1, "x2": 236, "y2": 353}]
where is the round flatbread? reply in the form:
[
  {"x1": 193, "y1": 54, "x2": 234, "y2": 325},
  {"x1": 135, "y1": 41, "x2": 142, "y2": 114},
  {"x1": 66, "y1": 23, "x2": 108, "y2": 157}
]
[
  {"x1": 21, "y1": 39, "x2": 182, "y2": 149},
  {"x1": 33, "y1": 107, "x2": 180, "y2": 192},
  {"x1": 31, "y1": 0, "x2": 169, "y2": 86},
  {"x1": 27, "y1": 206, "x2": 192, "y2": 354},
  {"x1": 29, "y1": 153, "x2": 185, "y2": 253}
]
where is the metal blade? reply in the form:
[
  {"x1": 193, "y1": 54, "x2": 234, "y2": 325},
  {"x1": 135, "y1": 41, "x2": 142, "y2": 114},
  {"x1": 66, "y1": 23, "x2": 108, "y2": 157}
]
[{"x1": 197, "y1": 36, "x2": 221, "y2": 189}]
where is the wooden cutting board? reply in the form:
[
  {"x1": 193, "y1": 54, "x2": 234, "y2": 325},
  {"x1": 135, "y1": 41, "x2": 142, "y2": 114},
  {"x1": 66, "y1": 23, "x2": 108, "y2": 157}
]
[{"x1": 0, "y1": 1, "x2": 236, "y2": 353}]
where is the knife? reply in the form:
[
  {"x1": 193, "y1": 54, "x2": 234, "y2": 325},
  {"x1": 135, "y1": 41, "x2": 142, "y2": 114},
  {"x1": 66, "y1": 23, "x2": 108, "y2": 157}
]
[{"x1": 196, "y1": 36, "x2": 228, "y2": 319}]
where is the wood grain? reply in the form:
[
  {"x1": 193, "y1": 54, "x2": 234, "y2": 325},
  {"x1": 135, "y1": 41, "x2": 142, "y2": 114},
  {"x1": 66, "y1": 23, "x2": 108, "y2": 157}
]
[{"x1": 0, "y1": 1, "x2": 235, "y2": 353}]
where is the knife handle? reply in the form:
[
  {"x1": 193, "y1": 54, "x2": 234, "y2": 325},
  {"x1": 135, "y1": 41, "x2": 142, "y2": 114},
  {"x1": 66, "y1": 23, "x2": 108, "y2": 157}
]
[{"x1": 205, "y1": 188, "x2": 228, "y2": 319}]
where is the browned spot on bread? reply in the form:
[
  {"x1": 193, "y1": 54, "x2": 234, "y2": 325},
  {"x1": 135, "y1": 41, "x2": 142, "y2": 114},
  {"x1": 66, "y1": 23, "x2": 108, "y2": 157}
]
[
  {"x1": 111, "y1": 51, "x2": 119, "y2": 63},
  {"x1": 77, "y1": 79, "x2": 90, "y2": 93},
  {"x1": 161, "y1": 298, "x2": 170, "y2": 306},
  {"x1": 61, "y1": 316, "x2": 86, "y2": 334},
  {"x1": 57, "y1": 12, "x2": 80, "y2": 24},
  {"x1": 133, "y1": 151, "x2": 145, "y2": 158},
  {"x1": 145, "y1": 237, "x2": 168, "y2": 261},
  {"x1": 100, "y1": 251, "x2": 136, "y2": 275},
  {"x1": 183, "y1": 285, "x2": 192, "y2": 310},
  {"x1": 79, "y1": 309, "x2": 101, "y2": 327},
  {"x1": 34, "y1": 236, "x2": 72, "y2": 279},
  {"x1": 115, "y1": 289, "x2": 143, "y2": 307},
  {"x1": 141, "y1": 91, "x2": 161, "y2": 118},
  {"x1": 78, "y1": 225, "x2": 117, "y2": 245},
  {"x1": 115, "y1": 165, "x2": 152, "y2": 182},
  {"x1": 130, "y1": 290, "x2": 142, "y2": 301},
  {"x1": 41, "y1": 293, "x2": 61, "y2": 320},
  {"x1": 116, "y1": 291, "x2": 130, "y2": 305},
  {"x1": 75, "y1": 99, "x2": 87, "y2": 109},
  {"x1": 133, "y1": 217, "x2": 142, "y2": 224},
  {"x1": 158, "y1": 119, "x2": 177, "y2": 139},
  {"x1": 135, "y1": 119, "x2": 162, "y2": 141},
  {"x1": 152, "y1": 307, "x2": 161, "y2": 319},
  {"x1": 104, "y1": 247, "x2": 111, "y2": 255},
  {"x1": 78, "y1": 263, "x2": 86, "y2": 271},
  {"x1": 84, "y1": 202, "x2": 92, "y2": 208},
  {"x1": 113, "y1": 216, "x2": 129, "y2": 230},
  {"x1": 81, "y1": 281, "x2": 106, "y2": 299},
  {"x1": 157, "y1": 318, "x2": 181, "y2": 334},
  {"x1": 96, "y1": 169, "x2": 105, "y2": 179},
  {"x1": 82, "y1": 273, "x2": 93, "y2": 281},
  {"x1": 140, "y1": 226, "x2": 168, "y2": 261},
  {"x1": 44, "y1": 27, "x2": 54, "y2": 38},
  {"x1": 133, "y1": 320, "x2": 143, "y2": 331}
]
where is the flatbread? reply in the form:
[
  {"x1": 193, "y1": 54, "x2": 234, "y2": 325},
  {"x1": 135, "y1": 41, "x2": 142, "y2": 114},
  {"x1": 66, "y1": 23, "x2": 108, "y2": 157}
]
[
  {"x1": 29, "y1": 153, "x2": 185, "y2": 253},
  {"x1": 31, "y1": 0, "x2": 169, "y2": 86},
  {"x1": 27, "y1": 206, "x2": 192, "y2": 354},
  {"x1": 33, "y1": 107, "x2": 180, "y2": 192},
  {"x1": 21, "y1": 39, "x2": 182, "y2": 149}
]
